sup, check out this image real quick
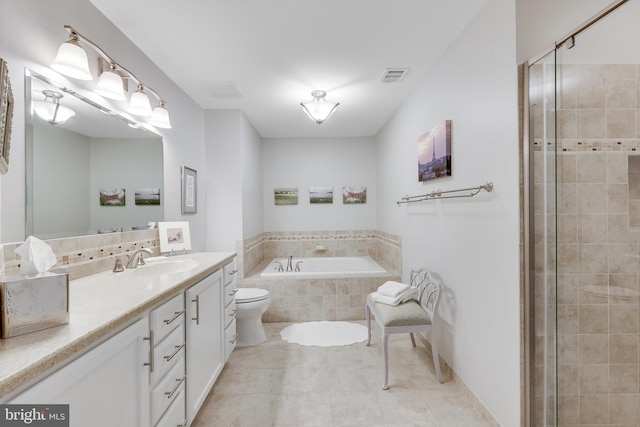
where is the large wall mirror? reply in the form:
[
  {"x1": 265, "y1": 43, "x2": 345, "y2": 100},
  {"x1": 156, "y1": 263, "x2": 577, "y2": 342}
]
[{"x1": 26, "y1": 69, "x2": 164, "y2": 239}]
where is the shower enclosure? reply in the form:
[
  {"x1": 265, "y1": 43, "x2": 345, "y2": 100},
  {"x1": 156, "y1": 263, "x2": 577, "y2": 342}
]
[{"x1": 526, "y1": 1, "x2": 639, "y2": 425}]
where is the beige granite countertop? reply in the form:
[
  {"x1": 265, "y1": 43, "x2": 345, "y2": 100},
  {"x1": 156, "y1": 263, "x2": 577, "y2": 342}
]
[{"x1": 0, "y1": 251, "x2": 235, "y2": 400}]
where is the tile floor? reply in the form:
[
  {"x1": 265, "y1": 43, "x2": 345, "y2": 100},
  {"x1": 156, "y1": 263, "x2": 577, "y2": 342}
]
[{"x1": 191, "y1": 322, "x2": 492, "y2": 427}]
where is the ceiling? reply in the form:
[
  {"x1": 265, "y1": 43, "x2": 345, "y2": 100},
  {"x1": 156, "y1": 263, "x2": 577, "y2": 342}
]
[{"x1": 89, "y1": 0, "x2": 487, "y2": 138}]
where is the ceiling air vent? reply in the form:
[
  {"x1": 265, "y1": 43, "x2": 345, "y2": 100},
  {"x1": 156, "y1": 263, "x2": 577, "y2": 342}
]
[{"x1": 379, "y1": 68, "x2": 408, "y2": 83}]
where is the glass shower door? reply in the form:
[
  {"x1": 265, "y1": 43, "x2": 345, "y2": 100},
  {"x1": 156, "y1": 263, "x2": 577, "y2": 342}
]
[{"x1": 529, "y1": 49, "x2": 558, "y2": 427}]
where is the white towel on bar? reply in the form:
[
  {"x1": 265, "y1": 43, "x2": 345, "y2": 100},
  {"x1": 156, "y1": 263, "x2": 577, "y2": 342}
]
[
  {"x1": 377, "y1": 280, "x2": 412, "y2": 298},
  {"x1": 371, "y1": 287, "x2": 418, "y2": 306}
]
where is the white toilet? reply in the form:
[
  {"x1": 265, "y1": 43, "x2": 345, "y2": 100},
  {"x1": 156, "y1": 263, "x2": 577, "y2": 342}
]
[{"x1": 235, "y1": 288, "x2": 270, "y2": 347}]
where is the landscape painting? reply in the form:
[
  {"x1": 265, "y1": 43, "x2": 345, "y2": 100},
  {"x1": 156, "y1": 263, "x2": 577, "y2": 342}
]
[
  {"x1": 310, "y1": 186, "x2": 333, "y2": 204},
  {"x1": 135, "y1": 188, "x2": 161, "y2": 205},
  {"x1": 417, "y1": 120, "x2": 452, "y2": 182},
  {"x1": 99, "y1": 188, "x2": 125, "y2": 206},
  {"x1": 342, "y1": 186, "x2": 367, "y2": 204},
  {"x1": 274, "y1": 187, "x2": 298, "y2": 205}
]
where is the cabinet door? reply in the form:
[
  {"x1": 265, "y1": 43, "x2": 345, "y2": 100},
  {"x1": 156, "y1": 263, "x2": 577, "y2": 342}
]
[
  {"x1": 9, "y1": 317, "x2": 151, "y2": 427},
  {"x1": 185, "y1": 270, "x2": 223, "y2": 422}
]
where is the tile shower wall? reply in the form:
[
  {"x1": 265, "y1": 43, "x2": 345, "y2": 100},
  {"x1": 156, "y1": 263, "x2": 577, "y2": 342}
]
[
  {"x1": 533, "y1": 64, "x2": 640, "y2": 426},
  {"x1": 238, "y1": 230, "x2": 402, "y2": 322},
  {"x1": 1, "y1": 230, "x2": 161, "y2": 281}
]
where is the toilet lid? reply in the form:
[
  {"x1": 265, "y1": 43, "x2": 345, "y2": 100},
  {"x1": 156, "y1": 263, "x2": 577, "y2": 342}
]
[{"x1": 236, "y1": 288, "x2": 269, "y2": 303}]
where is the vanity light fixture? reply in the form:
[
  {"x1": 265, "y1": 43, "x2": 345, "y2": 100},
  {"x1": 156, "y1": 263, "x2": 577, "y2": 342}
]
[
  {"x1": 50, "y1": 25, "x2": 172, "y2": 128},
  {"x1": 50, "y1": 31, "x2": 92, "y2": 80},
  {"x1": 300, "y1": 90, "x2": 339, "y2": 124},
  {"x1": 128, "y1": 84, "x2": 153, "y2": 117},
  {"x1": 33, "y1": 90, "x2": 76, "y2": 124},
  {"x1": 94, "y1": 61, "x2": 127, "y2": 101}
]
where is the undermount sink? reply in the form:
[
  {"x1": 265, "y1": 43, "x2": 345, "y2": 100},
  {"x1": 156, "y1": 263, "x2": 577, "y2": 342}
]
[{"x1": 133, "y1": 260, "x2": 199, "y2": 276}]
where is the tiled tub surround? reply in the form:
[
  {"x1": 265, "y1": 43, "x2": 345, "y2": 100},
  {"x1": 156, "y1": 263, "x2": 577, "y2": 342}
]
[
  {"x1": 1, "y1": 229, "x2": 161, "y2": 281},
  {"x1": 531, "y1": 63, "x2": 640, "y2": 426},
  {"x1": 238, "y1": 230, "x2": 402, "y2": 322},
  {"x1": 237, "y1": 230, "x2": 402, "y2": 278}
]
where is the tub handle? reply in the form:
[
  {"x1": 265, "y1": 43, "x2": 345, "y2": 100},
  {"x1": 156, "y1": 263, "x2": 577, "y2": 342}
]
[{"x1": 295, "y1": 260, "x2": 304, "y2": 272}]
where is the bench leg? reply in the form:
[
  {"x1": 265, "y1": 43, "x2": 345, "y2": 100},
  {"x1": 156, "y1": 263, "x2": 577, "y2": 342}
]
[
  {"x1": 365, "y1": 304, "x2": 372, "y2": 346},
  {"x1": 382, "y1": 331, "x2": 389, "y2": 390}
]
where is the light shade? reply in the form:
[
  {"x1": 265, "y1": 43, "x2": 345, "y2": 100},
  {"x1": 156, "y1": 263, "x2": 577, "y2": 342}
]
[
  {"x1": 95, "y1": 65, "x2": 126, "y2": 101},
  {"x1": 51, "y1": 38, "x2": 92, "y2": 81},
  {"x1": 300, "y1": 90, "x2": 339, "y2": 124},
  {"x1": 149, "y1": 101, "x2": 172, "y2": 128},
  {"x1": 33, "y1": 90, "x2": 76, "y2": 124},
  {"x1": 129, "y1": 85, "x2": 153, "y2": 117}
]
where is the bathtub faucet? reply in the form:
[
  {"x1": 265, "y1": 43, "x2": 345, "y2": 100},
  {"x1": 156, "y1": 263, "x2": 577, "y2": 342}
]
[
  {"x1": 286, "y1": 255, "x2": 293, "y2": 272},
  {"x1": 295, "y1": 261, "x2": 304, "y2": 272},
  {"x1": 274, "y1": 261, "x2": 284, "y2": 272}
]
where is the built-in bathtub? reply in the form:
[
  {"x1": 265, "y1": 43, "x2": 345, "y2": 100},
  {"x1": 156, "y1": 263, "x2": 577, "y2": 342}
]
[
  {"x1": 240, "y1": 256, "x2": 400, "y2": 322},
  {"x1": 261, "y1": 256, "x2": 387, "y2": 277}
]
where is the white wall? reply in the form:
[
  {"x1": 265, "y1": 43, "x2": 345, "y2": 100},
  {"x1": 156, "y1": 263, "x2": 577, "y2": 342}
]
[
  {"x1": 263, "y1": 137, "x2": 377, "y2": 232},
  {"x1": 205, "y1": 109, "x2": 262, "y2": 250},
  {"x1": 0, "y1": 0, "x2": 207, "y2": 249},
  {"x1": 376, "y1": 0, "x2": 520, "y2": 424},
  {"x1": 32, "y1": 122, "x2": 90, "y2": 238},
  {"x1": 241, "y1": 113, "x2": 264, "y2": 240},
  {"x1": 516, "y1": 0, "x2": 613, "y2": 63}
]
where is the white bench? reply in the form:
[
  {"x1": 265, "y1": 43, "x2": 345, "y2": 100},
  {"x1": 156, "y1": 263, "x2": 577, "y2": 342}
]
[{"x1": 365, "y1": 268, "x2": 444, "y2": 389}]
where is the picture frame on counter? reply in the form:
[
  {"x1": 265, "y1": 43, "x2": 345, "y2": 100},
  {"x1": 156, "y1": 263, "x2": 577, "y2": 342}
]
[{"x1": 158, "y1": 221, "x2": 192, "y2": 253}]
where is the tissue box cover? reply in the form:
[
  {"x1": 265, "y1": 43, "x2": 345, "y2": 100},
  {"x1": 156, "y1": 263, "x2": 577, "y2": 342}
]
[{"x1": 0, "y1": 269, "x2": 69, "y2": 338}]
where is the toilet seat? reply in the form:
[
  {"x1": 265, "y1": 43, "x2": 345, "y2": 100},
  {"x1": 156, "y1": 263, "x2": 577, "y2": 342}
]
[{"x1": 236, "y1": 288, "x2": 269, "y2": 304}]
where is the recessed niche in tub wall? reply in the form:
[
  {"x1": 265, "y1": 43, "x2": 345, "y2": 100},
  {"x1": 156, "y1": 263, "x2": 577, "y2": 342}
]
[{"x1": 629, "y1": 155, "x2": 640, "y2": 228}]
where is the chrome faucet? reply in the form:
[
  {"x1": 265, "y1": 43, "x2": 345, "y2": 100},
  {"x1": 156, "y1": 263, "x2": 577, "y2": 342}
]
[
  {"x1": 286, "y1": 255, "x2": 293, "y2": 272},
  {"x1": 274, "y1": 261, "x2": 284, "y2": 272},
  {"x1": 125, "y1": 248, "x2": 153, "y2": 269},
  {"x1": 295, "y1": 260, "x2": 304, "y2": 272}
]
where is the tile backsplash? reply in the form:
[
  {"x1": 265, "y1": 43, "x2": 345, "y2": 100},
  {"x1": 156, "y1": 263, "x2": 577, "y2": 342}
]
[{"x1": 1, "y1": 230, "x2": 161, "y2": 281}]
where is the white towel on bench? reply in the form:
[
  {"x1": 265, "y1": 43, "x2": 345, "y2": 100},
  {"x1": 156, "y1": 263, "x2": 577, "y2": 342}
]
[
  {"x1": 377, "y1": 280, "x2": 411, "y2": 298},
  {"x1": 370, "y1": 287, "x2": 418, "y2": 306}
]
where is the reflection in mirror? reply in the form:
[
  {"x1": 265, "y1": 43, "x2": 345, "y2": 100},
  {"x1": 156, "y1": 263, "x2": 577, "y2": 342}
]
[{"x1": 25, "y1": 69, "x2": 164, "y2": 239}]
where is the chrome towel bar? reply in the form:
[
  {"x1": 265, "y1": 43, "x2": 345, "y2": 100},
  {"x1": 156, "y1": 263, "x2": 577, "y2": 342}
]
[{"x1": 397, "y1": 181, "x2": 493, "y2": 205}]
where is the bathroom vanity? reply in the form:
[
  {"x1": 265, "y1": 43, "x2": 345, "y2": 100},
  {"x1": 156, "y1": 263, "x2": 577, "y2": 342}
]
[{"x1": 0, "y1": 252, "x2": 237, "y2": 427}]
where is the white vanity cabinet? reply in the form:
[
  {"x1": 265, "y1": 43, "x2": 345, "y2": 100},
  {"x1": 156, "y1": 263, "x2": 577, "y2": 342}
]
[
  {"x1": 148, "y1": 293, "x2": 187, "y2": 427},
  {"x1": 185, "y1": 269, "x2": 223, "y2": 423},
  {"x1": 8, "y1": 317, "x2": 151, "y2": 427},
  {"x1": 223, "y1": 257, "x2": 238, "y2": 361}
]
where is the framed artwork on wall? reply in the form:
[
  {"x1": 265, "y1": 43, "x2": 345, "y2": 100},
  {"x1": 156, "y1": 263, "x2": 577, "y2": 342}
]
[
  {"x1": 158, "y1": 221, "x2": 192, "y2": 253},
  {"x1": 274, "y1": 187, "x2": 298, "y2": 205},
  {"x1": 181, "y1": 166, "x2": 197, "y2": 213},
  {"x1": 135, "y1": 188, "x2": 161, "y2": 205},
  {"x1": 418, "y1": 120, "x2": 452, "y2": 182},
  {"x1": 0, "y1": 58, "x2": 14, "y2": 175},
  {"x1": 343, "y1": 186, "x2": 367, "y2": 204},
  {"x1": 310, "y1": 186, "x2": 333, "y2": 204},
  {"x1": 99, "y1": 188, "x2": 126, "y2": 206}
]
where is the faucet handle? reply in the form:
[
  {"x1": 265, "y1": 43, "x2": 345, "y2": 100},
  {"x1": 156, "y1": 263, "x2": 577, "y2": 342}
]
[{"x1": 113, "y1": 256, "x2": 125, "y2": 273}]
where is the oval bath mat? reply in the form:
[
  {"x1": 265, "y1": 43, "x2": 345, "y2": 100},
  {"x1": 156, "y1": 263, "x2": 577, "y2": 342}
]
[{"x1": 280, "y1": 321, "x2": 368, "y2": 347}]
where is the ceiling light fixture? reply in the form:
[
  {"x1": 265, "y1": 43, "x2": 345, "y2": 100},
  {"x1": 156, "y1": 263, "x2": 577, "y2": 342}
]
[
  {"x1": 32, "y1": 90, "x2": 76, "y2": 124},
  {"x1": 50, "y1": 25, "x2": 171, "y2": 128},
  {"x1": 300, "y1": 90, "x2": 339, "y2": 124}
]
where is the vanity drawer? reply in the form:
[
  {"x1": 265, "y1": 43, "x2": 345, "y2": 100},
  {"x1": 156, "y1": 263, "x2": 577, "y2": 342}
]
[
  {"x1": 155, "y1": 389, "x2": 186, "y2": 427},
  {"x1": 150, "y1": 293, "x2": 185, "y2": 343},
  {"x1": 151, "y1": 325, "x2": 185, "y2": 387},
  {"x1": 223, "y1": 258, "x2": 238, "y2": 285},
  {"x1": 151, "y1": 356, "x2": 185, "y2": 425},
  {"x1": 224, "y1": 319, "x2": 237, "y2": 361},
  {"x1": 224, "y1": 299, "x2": 237, "y2": 328},
  {"x1": 224, "y1": 280, "x2": 237, "y2": 307}
]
